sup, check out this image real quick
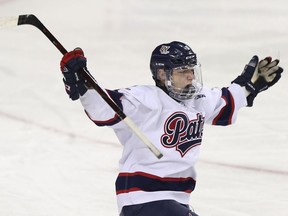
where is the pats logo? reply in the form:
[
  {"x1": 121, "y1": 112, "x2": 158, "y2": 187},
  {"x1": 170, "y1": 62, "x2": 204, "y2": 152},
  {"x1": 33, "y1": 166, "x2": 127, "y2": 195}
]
[{"x1": 161, "y1": 112, "x2": 204, "y2": 157}]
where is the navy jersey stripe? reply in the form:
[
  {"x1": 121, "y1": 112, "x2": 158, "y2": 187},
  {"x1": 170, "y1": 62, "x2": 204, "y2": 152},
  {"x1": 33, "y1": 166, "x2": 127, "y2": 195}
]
[
  {"x1": 212, "y1": 88, "x2": 235, "y2": 126},
  {"x1": 116, "y1": 172, "x2": 196, "y2": 195},
  {"x1": 106, "y1": 89, "x2": 124, "y2": 110}
]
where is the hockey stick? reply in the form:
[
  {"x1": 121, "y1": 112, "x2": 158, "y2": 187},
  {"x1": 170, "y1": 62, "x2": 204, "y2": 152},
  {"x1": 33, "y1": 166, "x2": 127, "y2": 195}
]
[{"x1": 0, "y1": 14, "x2": 163, "y2": 159}]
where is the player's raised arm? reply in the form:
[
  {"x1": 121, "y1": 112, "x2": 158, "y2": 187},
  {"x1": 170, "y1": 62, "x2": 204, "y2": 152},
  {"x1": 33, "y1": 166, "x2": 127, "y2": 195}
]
[{"x1": 232, "y1": 56, "x2": 283, "y2": 106}]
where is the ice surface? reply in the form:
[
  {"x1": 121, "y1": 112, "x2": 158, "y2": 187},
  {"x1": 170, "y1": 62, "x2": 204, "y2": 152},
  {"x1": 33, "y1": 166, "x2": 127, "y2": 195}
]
[{"x1": 0, "y1": 0, "x2": 287, "y2": 215}]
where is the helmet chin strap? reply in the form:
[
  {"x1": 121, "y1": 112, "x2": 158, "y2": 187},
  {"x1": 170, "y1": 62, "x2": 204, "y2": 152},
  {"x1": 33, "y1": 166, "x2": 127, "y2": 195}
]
[{"x1": 155, "y1": 80, "x2": 169, "y2": 92}]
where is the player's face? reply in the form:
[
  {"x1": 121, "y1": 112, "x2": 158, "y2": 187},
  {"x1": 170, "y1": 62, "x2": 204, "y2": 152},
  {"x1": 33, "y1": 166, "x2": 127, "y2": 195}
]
[{"x1": 171, "y1": 67, "x2": 195, "y2": 90}]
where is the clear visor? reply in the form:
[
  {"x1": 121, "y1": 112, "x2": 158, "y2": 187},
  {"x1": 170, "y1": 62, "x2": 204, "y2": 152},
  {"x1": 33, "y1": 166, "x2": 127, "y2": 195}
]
[{"x1": 165, "y1": 63, "x2": 203, "y2": 101}]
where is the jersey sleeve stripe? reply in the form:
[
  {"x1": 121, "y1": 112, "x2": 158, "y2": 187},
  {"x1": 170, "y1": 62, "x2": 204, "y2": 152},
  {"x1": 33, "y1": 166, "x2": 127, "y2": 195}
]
[
  {"x1": 212, "y1": 88, "x2": 235, "y2": 126},
  {"x1": 85, "y1": 111, "x2": 121, "y2": 126}
]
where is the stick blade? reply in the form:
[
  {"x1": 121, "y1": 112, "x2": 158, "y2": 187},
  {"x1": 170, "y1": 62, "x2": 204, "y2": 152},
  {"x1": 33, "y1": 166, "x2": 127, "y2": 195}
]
[{"x1": 0, "y1": 16, "x2": 19, "y2": 29}]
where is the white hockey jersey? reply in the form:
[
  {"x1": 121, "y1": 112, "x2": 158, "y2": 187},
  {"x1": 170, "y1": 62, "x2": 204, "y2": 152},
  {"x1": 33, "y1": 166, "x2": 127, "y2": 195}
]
[{"x1": 80, "y1": 83, "x2": 247, "y2": 213}]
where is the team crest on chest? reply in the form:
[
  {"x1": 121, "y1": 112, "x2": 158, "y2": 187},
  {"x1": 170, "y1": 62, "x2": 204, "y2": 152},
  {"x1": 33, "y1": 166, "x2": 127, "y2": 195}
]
[
  {"x1": 161, "y1": 112, "x2": 204, "y2": 157},
  {"x1": 159, "y1": 45, "x2": 170, "y2": 54}
]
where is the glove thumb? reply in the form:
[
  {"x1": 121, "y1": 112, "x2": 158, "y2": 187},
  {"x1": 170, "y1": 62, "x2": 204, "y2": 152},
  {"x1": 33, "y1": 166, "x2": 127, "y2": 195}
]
[
  {"x1": 243, "y1": 55, "x2": 259, "y2": 83},
  {"x1": 247, "y1": 55, "x2": 259, "y2": 68}
]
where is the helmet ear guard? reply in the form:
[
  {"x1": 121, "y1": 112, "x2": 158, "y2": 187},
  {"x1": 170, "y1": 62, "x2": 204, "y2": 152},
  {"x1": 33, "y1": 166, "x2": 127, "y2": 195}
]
[{"x1": 150, "y1": 41, "x2": 203, "y2": 101}]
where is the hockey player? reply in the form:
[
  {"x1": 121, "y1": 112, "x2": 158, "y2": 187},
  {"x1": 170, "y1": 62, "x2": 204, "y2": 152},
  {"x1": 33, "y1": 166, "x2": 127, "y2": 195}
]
[{"x1": 60, "y1": 41, "x2": 283, "y2": 216}]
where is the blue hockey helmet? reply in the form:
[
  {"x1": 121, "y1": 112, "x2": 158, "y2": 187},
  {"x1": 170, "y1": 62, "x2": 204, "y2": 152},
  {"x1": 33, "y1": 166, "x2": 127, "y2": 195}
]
[{"x1": 150, "y1": 41, "x2": 197, "y2": 78}]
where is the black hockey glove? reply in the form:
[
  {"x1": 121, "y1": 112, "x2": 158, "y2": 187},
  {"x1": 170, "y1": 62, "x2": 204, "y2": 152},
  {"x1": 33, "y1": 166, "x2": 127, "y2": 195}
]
[
  {"x1": 60, "y1": 48, "x2": 89, "y2": 100},
  {"x1": 232, "y1": 55, "x2": 283, "y2": 106}
]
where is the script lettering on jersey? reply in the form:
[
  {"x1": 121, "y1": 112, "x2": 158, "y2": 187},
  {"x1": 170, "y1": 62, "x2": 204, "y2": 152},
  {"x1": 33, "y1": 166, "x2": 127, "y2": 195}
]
[{"x1": 161, "y1": 112, "x2": 204, "y2": 157}]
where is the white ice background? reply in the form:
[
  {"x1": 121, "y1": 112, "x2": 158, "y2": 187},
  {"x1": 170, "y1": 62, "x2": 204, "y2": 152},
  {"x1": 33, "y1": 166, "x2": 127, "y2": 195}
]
[{"x1": 0, "y1": 0, "x2": 288, "y2": 215}]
